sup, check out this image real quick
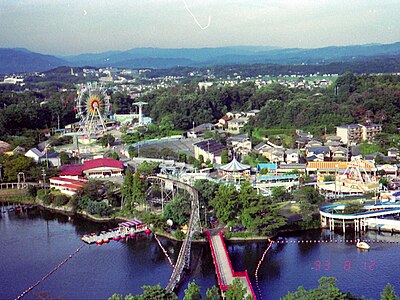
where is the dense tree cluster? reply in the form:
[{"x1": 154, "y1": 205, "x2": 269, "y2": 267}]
[
  {"x1": 137, "y1": 73, "x2": 400, "y2": 137},
  {"x1": 72, "y1": 180, "x2": 119, "y2": 216},
  {"x1": 210, "y1": 181, "x2": 286, "y2": 236}
]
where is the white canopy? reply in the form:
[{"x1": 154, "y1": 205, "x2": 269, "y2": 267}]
[{"x1": 219, "y1": 157, "x2": 250, "y2": 172}]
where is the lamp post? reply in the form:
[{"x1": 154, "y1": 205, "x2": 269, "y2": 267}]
[
  {"x1": 41, "y1": 168, "x2": 46, "y2": 189},
  {"x1": 202, "y1": 205, "x2": 207, "y2": 229}
]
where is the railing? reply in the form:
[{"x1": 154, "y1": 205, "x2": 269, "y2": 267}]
[
  {"x1": 204, "y1": 231, "x2": 228, "y2": 291},
  {"x1": 205, "y1": 231, "x2": 256, "y2": 299},
  {"x1": 218, "y1": 232, "x2": 256, "y2": 299}
]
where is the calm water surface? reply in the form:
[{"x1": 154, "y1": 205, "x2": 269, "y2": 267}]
[{"x1": 1, "y1": 206, "x2": 400, "y2": 299}]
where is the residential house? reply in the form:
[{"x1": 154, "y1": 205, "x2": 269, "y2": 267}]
[
  {"x1": 331, "y1": 146, "x2": 347, "y2": 161},
  {"x1": 227, "y1": 118, "x2": 248, "y2": 134},
  {"x1": 326, "y1": 136, "x2": 342, "y2": 143},
  {"x1": 12, "y1": 146, "x2": 26, "y2": 155},
  {"x1": 226, "y1": 111, "x2": 243, "y2": 119},
  {"x1": 25, "y1": 148, "x2": 44, "y2": 163},
  {"x1": 41, "y1": 152, "x2": 61, "y2": 167},
  {"x1": 245, "y1": 110, "x2": 260, "y2": 117},
  {"x1": 285, "y1": 149, "x2": 300, "y2": 164},
  {"x1": 263, "y1": 148, "x2": 285, "y2": 163},
  {"x1": 193, "y1": 139, "x2": 227, "y2": 165},
  {"x1": 187, "y1": 123, "x2": 216, "y2": 138},
  {"x1": 216, "y1": 117, "x2": 231, "y2": 129},
  {"x1": 227, "y1": 134, "x2": 252, "y2": 157},
  {"x1": 253, "y1": 142, "x2": 271, "y2": 154},
  {"x1": 306, "y1": 146, "x2": 331, "y2": 162},
  {"x1": 306, "y1": 140, "x2": 323, "y2": 147}
]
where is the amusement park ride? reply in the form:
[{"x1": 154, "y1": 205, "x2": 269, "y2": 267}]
[{"x1": 74, "y1": 82, "x2": 111, "y2": 137}]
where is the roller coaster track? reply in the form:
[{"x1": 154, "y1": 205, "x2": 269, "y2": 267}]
[{"x1": 150, "y1": 175, "x2": 200, "y2": 292}]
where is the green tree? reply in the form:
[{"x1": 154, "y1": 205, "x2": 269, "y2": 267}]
[
  {"x1": 221, "y1": 150, "x2": 229, "y2": 165},
  {"x1": 294, "y1": 186, "x2": 325, "y2": 222},
  {"x1": 59, "y1": 152, "x2": 70, "y2": 165},
  {"x1": 225, "y1": 278, "x2": 252, "y2": 300},
  {"x1": 194, "y1": 179, "x2": 218, "y2": 207},
  {"x1": 164, "y1": 194, "x2": 191, "y2": 226},
  {"x1": 121, "y1": 167, "x2": 133, "y2": 210},
  {"x1": 97, "y1": 134, "x2": 116, "y2": 147},
  {"x1": 282, "y1": 276, "x2": 348, "y2": 300},
  {"x1": 206, "y1": 286, "x2": 221, "y2": 300},
  {"x1": 271, "y1": 186, "x2": 292, "y2": 202},
  {"x1": 136, "y1": 161, "x2": 159, "y2": 175},
  {"x1": 135, "y1": 284, "x2": 177, "y2": 300},
  {"x1": 132, "y1": 171, "x2": 146, "y2": 209},
  {"x1": 159, "y1": 115, "x2": 174, "y2": 134},
  {"x1": 381, "y1": 283, "x2": 399, "y2": 300},
  {"x1": 1, "y1": 154, "x2": 36, "y2": 182},
  {"x1": 343, "y1": 202, "x2": 364, "y2": 214},
  {"x1": 183, "y1": 281, "x2": 201, "y2": 300},
  {"x1": 107, "y1": 152, "x2": 119, "y2": 160},
  {"x1": 109, "y1": 293, "x2": 123, "y2": 300},
  {"x1": 210, "y1": 184, "x2": 239, "y2": 224}
]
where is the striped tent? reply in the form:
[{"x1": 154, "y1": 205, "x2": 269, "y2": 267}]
[
  {"x1": 219, "y1": 157, "x2": 250, "y2": 172},
  {"x1": 119, "y1": 220, "x2": 142, "y2": 227}
]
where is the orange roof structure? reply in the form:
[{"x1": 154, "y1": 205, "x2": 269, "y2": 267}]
[{"x1": 307, "y1": 160, "x2": 375, "y2": 170}]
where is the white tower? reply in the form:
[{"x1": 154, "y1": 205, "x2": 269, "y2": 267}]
[{"x1": 133, "y1": 101, "x2": 148, "y2": 126}]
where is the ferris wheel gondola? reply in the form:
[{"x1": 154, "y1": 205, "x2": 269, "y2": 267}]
[{"x1": 74, "y1": 82, "x2": 111, "y2": 136}]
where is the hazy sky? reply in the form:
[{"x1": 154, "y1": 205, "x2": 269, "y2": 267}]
[{"x1": 0, "y1": 0, "x2": 399, "y2": 55}]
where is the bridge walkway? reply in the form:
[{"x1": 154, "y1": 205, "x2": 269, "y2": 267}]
[{"x1": 205, "y1": 231, "x2": 256, "y2": 299}]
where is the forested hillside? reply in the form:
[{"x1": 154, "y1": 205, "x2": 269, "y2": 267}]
[{"x1": 140, "y1": 73, "x2": 400, "y2": 134}]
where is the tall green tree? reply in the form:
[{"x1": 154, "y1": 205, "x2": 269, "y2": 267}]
[
  {"x1": 282, "y1": 277, "x2": 348, "y2": 300},
  {"x1": 132, "y1": 171, "x2": 146, "y2": 208},
  {"x1": 120, "y1": 167, "x2": 133, "y2": 210},
  {"x1": 381, "y1": 283, "x2": 399, "y2": 300},
  {"x1": 163, "y1": 194, "x2": 191, "y2": 226},
  {"x1": 210, "y1": 184, "x2": 239, "y2": 224},
  {"x1": 225, "y1": 278, "x2": 252, "y2": 300},
  {"x1": 183, "y1": 281, "x2": 202, "y2": 300},
  {"x1": 205, "y1": 286, "x2": 221, "y2": 300}
]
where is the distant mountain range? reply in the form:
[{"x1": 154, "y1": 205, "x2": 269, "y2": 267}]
[{"x1": 1, "y1": 42, "x2": 400, "y2": 74}]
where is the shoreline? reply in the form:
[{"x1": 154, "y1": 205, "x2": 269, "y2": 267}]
[{"x1": 2, "y1": 197, "x2": 325, "y2": 242}]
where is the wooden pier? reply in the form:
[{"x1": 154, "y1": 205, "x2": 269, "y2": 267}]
[{"x1": 81, "y1": 220, "x2": 150, "y2": 244}]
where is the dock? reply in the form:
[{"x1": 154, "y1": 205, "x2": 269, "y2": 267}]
[{"x1": 81, "y1": 220, "x2": 150, "y2": 244}]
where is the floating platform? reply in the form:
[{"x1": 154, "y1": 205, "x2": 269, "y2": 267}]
[{"x1": 81, "y1": 220, "x2": 151, "y2": 244}]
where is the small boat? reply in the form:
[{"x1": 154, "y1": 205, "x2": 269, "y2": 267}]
[
  {"x1": 113, "y1": 236, "x2": 121, "y2": 241},
  {"x1": 103, "y1": 238, "x2": 110, "y2": 243},
  {"x1": 144, "y1": 228, "x2": 152, "y2": 235},
  {"x1": 356, "y1": 239, "x2": 370, "y2": 250},
  {"x1": 96, "y1": 240, "x2": 103, "y2": 245},
  {"x1": 129, "y1": 233, "x2": 136, "y2": 238},
  {"x1": 120, "y1": 235, "x2": 126, "y2": 240}
]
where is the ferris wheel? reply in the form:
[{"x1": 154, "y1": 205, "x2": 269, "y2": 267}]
[{"x1": 74, "y1": 82, "x2": 111, "y2": 136}]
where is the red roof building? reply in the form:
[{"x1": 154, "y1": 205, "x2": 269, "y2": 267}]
[
  {"x1": 59, "y1": 158, "x2": 124, "y2": 179},
  {"x1": 49, "y1": 177, "x2": 87, "y2": 196},
  {"x1": 52, "y1": 158, "x2": 124, "y2": 195}
]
